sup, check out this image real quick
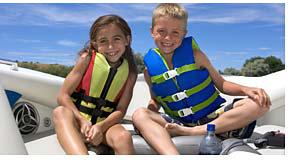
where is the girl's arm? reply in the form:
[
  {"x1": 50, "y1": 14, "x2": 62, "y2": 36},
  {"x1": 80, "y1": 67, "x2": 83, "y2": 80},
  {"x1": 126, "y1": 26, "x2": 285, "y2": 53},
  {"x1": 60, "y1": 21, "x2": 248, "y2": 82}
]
[{"x1": 57, "y1": 52, "x2": 91, "y2": 123}]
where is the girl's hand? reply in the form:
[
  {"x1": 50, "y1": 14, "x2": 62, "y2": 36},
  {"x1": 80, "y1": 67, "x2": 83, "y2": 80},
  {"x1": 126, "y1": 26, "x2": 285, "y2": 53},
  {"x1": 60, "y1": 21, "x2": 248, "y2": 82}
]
[
  {"x1": 86, "y1": 124, "x2": 104, "y2": 146},
  {"x1": 77, "y1": 117, "x2": 92, "y2": 138},
  {"x1": 243, "y1": 86, "x2": 271, "y2": 108}
]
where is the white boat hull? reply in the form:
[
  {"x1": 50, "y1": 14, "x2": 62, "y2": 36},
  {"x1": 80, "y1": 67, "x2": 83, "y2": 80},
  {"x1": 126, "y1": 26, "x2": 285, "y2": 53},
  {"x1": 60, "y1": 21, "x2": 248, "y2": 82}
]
[{"x1": 0, "y1": 62, "x2": 285, "y2": 155}]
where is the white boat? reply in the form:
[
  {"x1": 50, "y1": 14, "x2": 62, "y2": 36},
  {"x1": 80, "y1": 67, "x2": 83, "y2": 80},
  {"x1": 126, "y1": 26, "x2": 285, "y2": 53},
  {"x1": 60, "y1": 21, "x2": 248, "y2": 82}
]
[{"x1": 0, "y1": 59, "x2": 285, "y2": 155}]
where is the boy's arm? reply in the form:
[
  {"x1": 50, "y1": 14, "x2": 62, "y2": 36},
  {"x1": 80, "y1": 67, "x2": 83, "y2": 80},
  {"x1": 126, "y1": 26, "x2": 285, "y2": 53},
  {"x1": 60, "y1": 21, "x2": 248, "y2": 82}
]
[
  {"x1": 144, "y1": 68, "x2": 161, "y2": 112},
  {"x1": 194, "y1": 48, "x2": 249, "y2": 96},
  {"x1": 194, "y1": 48, "x2": 270, "y2": 108}
]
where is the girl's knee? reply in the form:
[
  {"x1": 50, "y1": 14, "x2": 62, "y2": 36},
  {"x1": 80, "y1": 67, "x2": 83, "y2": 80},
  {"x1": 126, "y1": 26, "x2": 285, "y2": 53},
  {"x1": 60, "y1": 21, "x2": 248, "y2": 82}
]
[
  {"x1": 132, "y1": 107, "x2": 149, "y2": 123},
  {"x1": 52, "y1": 106, "x2": 72, "y2": 123},
  {"x1": 110, "y1": 130, "x2": 132, "y2": 148},
  {"x1": 117, "y1": 130, "x2": 132, "y2": 142}
]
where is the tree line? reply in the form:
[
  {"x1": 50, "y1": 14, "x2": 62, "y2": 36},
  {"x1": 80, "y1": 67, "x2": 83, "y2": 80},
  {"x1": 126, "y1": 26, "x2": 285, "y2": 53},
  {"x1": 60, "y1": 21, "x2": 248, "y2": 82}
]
[
  {"x1": 17, "y1": 53, "x2": 145, "y2": 78},
  {"x1": 18, "y1": 54, "x2": 284, "y2": 78},
  {"x1": 220, "y1": 56, "x2": 285, "y2": 77}
]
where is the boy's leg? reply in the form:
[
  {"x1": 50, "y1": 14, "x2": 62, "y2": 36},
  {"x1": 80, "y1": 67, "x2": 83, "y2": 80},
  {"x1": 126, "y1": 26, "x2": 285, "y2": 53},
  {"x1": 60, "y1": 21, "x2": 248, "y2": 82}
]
[
  {"x1": 132, "y1": 108, "x2": 179, "y2": 155},
  {"x1": 52, "y1": 106, "x2": 88, "y2": 154},
  {"x1": 103, "y1": 124, "x2": 134, "y2": 155},
  {"x1": 166, "y1": 98, "x2": 269, "y2": 136},
  {"x1": 213, "y1": 98, "x2": 269, "y2": 134}
]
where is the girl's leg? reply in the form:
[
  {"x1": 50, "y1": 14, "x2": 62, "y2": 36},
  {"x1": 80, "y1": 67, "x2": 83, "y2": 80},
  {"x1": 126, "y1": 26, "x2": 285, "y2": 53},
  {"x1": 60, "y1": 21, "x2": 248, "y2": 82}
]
[
  {"x1": 166, "y1": 98, "x2": 269, "y2": 135},
  {"x1": 132, "y1": 108, "x2": 179, "y2": 155},
  {"x1": 52, "y1": 106, "x2": 88, "y2": 154},
  {"x1": 103, "y1": 124, "x2": 134, "y2": 155}
]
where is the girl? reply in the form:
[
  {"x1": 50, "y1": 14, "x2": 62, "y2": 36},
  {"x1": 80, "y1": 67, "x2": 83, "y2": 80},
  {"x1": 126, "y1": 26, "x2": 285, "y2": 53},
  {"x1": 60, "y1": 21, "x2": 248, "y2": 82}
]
[{"x1": 52, "y1": 15, "x2": 137, "y2": 155}]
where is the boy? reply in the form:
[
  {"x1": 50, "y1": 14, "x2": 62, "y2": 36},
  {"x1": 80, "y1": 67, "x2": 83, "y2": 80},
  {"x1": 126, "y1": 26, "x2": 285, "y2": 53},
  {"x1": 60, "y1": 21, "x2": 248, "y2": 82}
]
[{"x1": 132, "y1": 3, "x2": 270, "y2": 155}]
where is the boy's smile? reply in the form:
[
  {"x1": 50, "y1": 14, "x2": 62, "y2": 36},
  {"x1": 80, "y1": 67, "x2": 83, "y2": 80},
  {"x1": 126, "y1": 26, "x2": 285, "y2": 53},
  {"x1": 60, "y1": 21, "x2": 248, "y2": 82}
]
[{"x1": 151, "y1": 16, "x2": 186, "y2": 55}]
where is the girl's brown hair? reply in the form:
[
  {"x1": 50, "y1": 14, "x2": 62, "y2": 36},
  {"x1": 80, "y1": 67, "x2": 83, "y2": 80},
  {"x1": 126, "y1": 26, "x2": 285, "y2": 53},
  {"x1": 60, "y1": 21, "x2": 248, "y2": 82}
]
[{"x1": 80, "y1": 15, "x2": 137, "y2": 74}]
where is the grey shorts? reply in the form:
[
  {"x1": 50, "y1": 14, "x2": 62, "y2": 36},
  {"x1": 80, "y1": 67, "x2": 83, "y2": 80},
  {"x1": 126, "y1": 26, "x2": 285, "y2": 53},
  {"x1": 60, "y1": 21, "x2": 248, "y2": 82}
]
[
  {"x1": 161, "y1": 98, "x2": 256, "y2": 139},
  {"x1": 161, "y1": 98, "x2": 240, "y2": 126}
]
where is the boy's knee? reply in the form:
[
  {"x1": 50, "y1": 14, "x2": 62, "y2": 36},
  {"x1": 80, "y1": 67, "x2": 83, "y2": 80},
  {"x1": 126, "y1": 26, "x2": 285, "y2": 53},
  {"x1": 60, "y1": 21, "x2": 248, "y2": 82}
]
[
  {"x1": 132, "y1": 107, "x2": 149, "y2": 123},
  {"x1": 243, "y1": 98, "x2": 269, "y2": 117},
  {"x1": 258, "y1": 104, "x2": 270, "y2": 116}
]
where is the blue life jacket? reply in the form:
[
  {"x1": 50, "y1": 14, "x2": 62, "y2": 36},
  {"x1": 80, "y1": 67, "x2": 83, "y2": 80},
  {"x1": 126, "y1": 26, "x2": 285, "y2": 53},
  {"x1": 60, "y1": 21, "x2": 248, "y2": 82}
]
[{"x1": 144, "y1": 36, "x2": 226, "y2": 124}]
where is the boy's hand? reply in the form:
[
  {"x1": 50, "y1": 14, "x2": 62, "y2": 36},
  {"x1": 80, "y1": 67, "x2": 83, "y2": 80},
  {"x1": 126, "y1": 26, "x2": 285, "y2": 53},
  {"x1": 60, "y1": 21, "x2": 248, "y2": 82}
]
[
  {"x1": 243, "y1": 87, "x2": 271, "y2": 108},
  {"x1": 86, "y1": 124, "x2": 104, "y2": 146}
]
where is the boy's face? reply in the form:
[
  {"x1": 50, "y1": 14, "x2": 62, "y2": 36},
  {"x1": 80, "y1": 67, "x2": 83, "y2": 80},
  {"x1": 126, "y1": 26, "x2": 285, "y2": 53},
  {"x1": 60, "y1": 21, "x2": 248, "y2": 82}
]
[{"x1": 151, "y1": 16, "x2": 186, "y2": 55}]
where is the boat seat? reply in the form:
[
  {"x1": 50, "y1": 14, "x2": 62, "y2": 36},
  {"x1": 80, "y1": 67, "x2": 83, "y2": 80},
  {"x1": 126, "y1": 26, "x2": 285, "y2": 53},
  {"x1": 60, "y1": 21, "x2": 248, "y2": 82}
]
[
  {"x1": 25, "y1": 124, "x2": 284, "y2": 155},
  {"x1": 24, "y1": 131, "x2": 204, "y2": 155},
  {"x1": 133, "y1": 135, "x2": 203, "y2": 155},
  {"x1": 25, "y1": 134, "x2": 65, "y2": 155}
]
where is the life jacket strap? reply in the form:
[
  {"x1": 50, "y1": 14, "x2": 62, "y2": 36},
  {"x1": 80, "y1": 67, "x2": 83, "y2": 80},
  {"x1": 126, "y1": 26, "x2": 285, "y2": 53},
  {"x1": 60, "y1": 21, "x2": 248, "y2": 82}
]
[
  {"x1": 71, "y1": 59, "x2": 122, "y2": 125},
  {"x1": 74, "y1": 89, "x2": 85, "y2": 107},
  {"x1": 151, "y1": 63, "x2": 198, "y2": 84},
  {"x1": 90, "y1": 66, "x2": 119, "y2": 125},
  {"x1": 159, "y1": 90, "x2": 220, "y2": 118},
  {"x1": 71, "y1": 92, "x2": 117, "y2": 122},
  {"x1": 76, "y1": 104, "x2": 113, "y2": 119},
  {"x1": 158, "y1": 76, "x2": 212, "y2": 103},
  {"x1": 71, "y1": 92, "x2": 118, "y2": 108}
]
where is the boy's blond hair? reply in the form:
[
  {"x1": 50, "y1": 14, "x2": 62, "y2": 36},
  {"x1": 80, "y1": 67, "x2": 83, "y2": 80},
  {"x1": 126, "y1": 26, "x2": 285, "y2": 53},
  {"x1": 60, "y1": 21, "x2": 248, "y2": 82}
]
[{"x1": 152, "y1": 3, "x2": 188, "y2": 30}]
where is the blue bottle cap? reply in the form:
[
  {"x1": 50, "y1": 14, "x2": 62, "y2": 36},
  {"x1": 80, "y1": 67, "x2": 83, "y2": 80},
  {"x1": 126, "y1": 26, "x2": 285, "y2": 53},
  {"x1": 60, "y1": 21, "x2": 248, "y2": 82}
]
[{"x1": 207, "y1": 124, "x2": 215, "y2": 132}]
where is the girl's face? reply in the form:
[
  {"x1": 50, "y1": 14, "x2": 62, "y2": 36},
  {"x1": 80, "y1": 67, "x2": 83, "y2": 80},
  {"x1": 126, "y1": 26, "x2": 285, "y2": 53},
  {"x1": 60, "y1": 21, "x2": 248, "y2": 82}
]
[
  {"x1": 95, "y1": 23, "x2": 130, "y2": 65},
  {"x1": 151, "y1": 16, "x2": 186, "y2": 55}
]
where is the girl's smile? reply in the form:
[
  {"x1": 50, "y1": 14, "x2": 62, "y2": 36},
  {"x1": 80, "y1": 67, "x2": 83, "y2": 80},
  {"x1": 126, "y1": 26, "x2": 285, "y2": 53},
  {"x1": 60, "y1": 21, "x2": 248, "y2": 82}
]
[{"x1": 96, "y1": 23, "x2": 130, "y2": 66}]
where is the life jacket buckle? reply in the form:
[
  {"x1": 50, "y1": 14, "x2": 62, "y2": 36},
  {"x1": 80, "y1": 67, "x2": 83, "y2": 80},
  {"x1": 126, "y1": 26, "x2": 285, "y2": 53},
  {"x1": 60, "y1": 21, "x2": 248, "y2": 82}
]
[
  {"x1": 163, "y1": 69, "x2": 178, "y2": 80},
  {"x1": 96, "y1": 98, "x2": 106, "y2": 107},
  {"x1": 91, "y1": 108, "x2": 102, "y2": 118},
  {"x1": 172, "y1": 90, "x2": 188, "y2": 102},
  {"x1": 178, "y1": 107, "x2": 193, "y2": 117}
]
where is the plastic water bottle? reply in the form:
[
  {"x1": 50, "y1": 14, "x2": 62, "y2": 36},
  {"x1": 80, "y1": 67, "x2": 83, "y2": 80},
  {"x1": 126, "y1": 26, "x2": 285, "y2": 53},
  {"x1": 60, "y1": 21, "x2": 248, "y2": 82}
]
[{"x1": 198, "y1": 124, "x2": 222, "y2": 155}]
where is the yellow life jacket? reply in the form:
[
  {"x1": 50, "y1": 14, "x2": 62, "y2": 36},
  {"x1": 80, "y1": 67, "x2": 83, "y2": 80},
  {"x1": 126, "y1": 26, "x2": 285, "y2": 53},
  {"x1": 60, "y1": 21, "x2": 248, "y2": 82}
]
[{"x1": 71, "y1": 52, "x2": 129, "y2": 124}]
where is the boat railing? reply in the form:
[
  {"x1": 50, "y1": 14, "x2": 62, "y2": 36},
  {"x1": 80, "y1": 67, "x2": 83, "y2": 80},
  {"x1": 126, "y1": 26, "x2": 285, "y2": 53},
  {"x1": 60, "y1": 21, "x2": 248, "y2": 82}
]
[{"x1": 0, "y1": 58, "x2": 18, "y2": 71}]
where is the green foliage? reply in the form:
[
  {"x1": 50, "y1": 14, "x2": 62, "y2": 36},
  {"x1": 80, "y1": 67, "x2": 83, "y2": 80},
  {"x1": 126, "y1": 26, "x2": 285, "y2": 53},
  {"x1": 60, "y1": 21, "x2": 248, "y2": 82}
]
[
  {"x1": 264, "y1": 56, "x2": 285, "y2": 73},
  {"x1": 223, "y1": 55, "x2": 284, "y2": 77},
  {"x1": 18, "y1": 55, "x2": 283, "y2": 78},
  {"x1": 17, "y1": 52, "x2": 146, "y2": 78},
  {"x1": 243, "y1": 56, "x2": 264, "y2": 67},
  {"x1": 218, "y1": 70, "x2": 224, "y2": 74},
  {"x1": 241, "y1": 59, "x2": 270, "y2": 77},
  {"x1": 223, "y1": 67, "x2": 241, "y2": 76},
  {"x1": 133, "y1": 53, "x2": 145, "y2": 73},
  {"x1": 18, "y1": 62, "x2": 73, "y2": 78}
]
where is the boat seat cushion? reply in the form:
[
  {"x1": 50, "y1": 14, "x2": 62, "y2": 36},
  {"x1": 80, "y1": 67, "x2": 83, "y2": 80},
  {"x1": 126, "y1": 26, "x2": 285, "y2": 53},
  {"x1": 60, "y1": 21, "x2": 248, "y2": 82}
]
[{"x1": 133, "y1": 135, "x2": 203, "y2": 155}]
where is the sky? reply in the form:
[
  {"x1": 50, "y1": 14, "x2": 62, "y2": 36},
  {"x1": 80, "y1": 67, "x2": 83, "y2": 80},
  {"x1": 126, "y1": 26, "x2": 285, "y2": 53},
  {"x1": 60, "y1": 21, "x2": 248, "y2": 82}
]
[{"x1": 0, "y1": 3, "x2": 284, "y2": 71}]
